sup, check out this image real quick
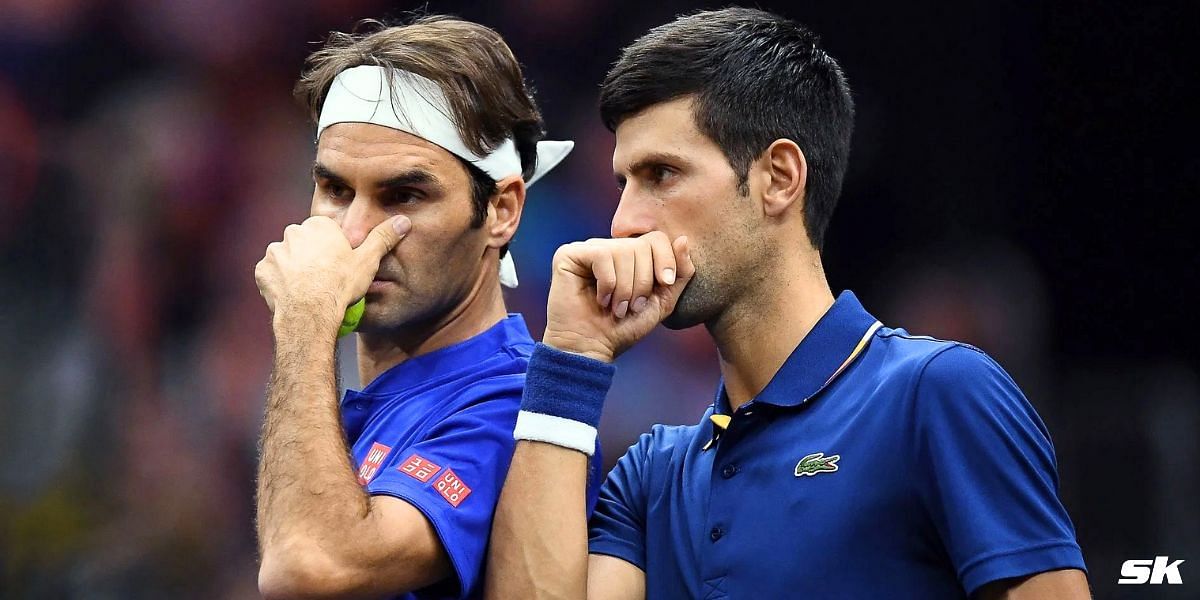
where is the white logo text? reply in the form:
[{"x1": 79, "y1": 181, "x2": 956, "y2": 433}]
[{"x1": 1118, "y1": 556, "x2": 1185, "y2": 585}]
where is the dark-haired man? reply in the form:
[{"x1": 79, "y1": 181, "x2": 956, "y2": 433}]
[
  {"x1": 488, "y1": 8, "x2": 1089, "y2": 599},
  {"x1": 252, "y1": 16, "x2": 595, "y2": 600}
]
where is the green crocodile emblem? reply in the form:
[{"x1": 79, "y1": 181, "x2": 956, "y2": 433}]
[{"x1": 794, "y1": 452, "x2": 840, "y2": 477}]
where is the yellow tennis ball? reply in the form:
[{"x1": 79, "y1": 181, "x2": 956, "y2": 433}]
[{"x1": 338, "y1": 298, "x2": 366, "y2": 337}]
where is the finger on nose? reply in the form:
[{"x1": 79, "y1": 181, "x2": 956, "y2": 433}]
[{"x1": 392, "y1": 215, "x2": 412, "y2": 236}]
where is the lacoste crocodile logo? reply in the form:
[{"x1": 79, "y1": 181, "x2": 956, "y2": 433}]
[{"x1": 794, "y1": 452, "x2": 840, "y2": 477}]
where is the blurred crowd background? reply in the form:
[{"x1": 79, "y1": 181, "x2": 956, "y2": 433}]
[{"x1": 1, "y1": 0, "x2": 1196, "y2": 598}]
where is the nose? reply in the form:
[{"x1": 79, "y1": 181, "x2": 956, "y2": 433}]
[
  {"x1": 338, "y1": 196, "x2": 387, "y2": 249},
  {"x1": 610, "y1": 190, "x2": 656, "y2": 239}
]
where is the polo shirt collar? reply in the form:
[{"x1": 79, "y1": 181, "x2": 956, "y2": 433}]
[
  {"x1": 715, "y1": 290, "x2": 881, "y2": 413},
  {"x1": 358, "y1": 313, "x2": 533, "y2": 395}
]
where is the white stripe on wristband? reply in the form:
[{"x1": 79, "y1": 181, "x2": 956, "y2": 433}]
[{"x1": 513, "y1": 410, "x2": 597, "y2": 456}]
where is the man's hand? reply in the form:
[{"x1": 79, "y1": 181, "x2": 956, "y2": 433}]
[
  {"x1": 254, "y1": 215, "x2": 411, "y2": 327},
  {"x1": 253, "y1": 211, "x2": 449, "y2": 599},
  {"x1": 543, "y1": 232, "x2": 694, "y2": 362}
]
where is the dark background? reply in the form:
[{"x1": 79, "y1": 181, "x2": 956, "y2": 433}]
[{"x1": 1, "y1": 1, "x2": 1196, "y2": 598}]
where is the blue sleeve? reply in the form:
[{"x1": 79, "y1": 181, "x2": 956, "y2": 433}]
[
  {"x1": 914, "y1": 345, "x2": 1086, "y2": 595},
  {"x1": 364, "y1": 379, "x2": 520, "y2": 599},
  {"x1": 587, "y1": 432, "x2": 652, "y2": 570}
]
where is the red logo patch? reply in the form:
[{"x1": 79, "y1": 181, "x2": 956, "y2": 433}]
[
  {"x1": 398, "y1": 454, "x2": 442, "y2": 483},
  {"x1": 434, "y1": 469, "x2": 472, "y2": 507},
  {"x1": 356, "y1": 442, "x2": 392, "y2": 485}
]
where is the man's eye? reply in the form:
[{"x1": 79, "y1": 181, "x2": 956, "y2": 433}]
[
  {"x1": 326, "y1": 183, "x2": 352, "y2": 201},
  {"x1": 652, "y1": 165, "x2": 675, "y2": 183},
  {"x1": 384, "y1": 191, "x2": 421, "y2": 206}
]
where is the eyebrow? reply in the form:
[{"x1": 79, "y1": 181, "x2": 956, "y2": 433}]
[
  {"x1": 616, "y1": 151, "x2": 691, "y2": 180},
  {"x1": 312, "y1": 162, "x2": 345, "y2": 184},
  {"x1": 312, "y1": 162, "x2": 445, "y2": 194},
  {"x1": 378, "y1": 170, "x2": 442, "y2": 194}
]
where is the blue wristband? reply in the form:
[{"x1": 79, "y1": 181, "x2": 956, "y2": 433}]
[
  {"x1": 521, "y1": 343, "x2": 615, "y2": 427},
  {"x1": 514, "y1": 343, "x2": 616, "y2": 455}
]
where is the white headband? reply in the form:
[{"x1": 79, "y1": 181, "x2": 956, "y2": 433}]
[{"x1": 317, "y1": 65, "x2": 575, "y2": 288}]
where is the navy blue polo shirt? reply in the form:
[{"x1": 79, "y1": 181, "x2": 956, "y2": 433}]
[
  {"x1": 342, "y1": 314, "x2": 601, "y2": 599},
  {"x1": 588, "y1": 292, "x2": 1085, "y2": 598}
]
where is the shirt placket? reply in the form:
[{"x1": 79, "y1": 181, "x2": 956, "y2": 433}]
[
  {"x1": 700, "y1": 404, "x2": 759, "y2": 599},
  {"x1": 340, "y1": 389, "x2": 370, "y2": 443}
]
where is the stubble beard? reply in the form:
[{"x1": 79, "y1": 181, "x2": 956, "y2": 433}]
[
  {"x1": 357, "y1": 289, "x2": 412, "y2": 335},
  {"x1": 662, "y1": 267, "x2": 722, "y2": 330}
]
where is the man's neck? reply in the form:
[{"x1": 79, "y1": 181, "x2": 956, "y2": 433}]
[
  {"x1": 355, "y1": 272, "x2": 508, "y2": 387},
  {"x1": 708, "y1": 250, "x2": 834, "y2": 412}
]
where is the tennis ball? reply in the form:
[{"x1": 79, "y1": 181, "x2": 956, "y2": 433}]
[{"x1": 338, "y1": 298, "x2": 366, "y2": 337}]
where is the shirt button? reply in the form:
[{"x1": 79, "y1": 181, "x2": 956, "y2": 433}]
[
  {"x1": 710, "y1": 527, "x2": 724, "y2": 542},
  {"x1": 721, "y1": 464, "x2": 738, "y2": 479},
  {"x1": 353, "y1": 402, "x2": 365, "y2": 410}
]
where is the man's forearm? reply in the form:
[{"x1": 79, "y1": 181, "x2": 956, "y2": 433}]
[
  {"x1": 251, "y1": 215, "x2": 435, "y2": 598},
  {"x1": 975, "y1": 569, "x2": 1091, "y2": 600},
  {"x1": 487, "y1": 343, "x2": 616, "y2": 599},
  {"x1": 255, "y1": 313, "x2": 376, "y2": 586},
  {"x1": 486, "y1": 440, "x2": 591, "y2": 599}
]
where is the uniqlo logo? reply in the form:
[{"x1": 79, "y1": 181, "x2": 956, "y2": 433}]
[
  {"x1": 356, "y1": 442, "x2": 392, "y2": 485},
  {"x1": 398, "y1": 454, "x2": 442, "y2": 483},
  {"x1": 434, "y1": 469, "x2": 472, "y2": 507}
]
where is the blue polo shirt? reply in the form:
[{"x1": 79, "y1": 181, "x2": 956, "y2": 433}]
[
  {"x1": 342, "y1": 314, "x2": 601, "y2": 599},
  {"x1": 588, "y1": 291, "x2": 1085, "y2": 598}
]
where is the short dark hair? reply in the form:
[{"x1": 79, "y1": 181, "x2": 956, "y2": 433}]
[
  {"x1": 600, "y1": 8, "x2": 854, "y2": 250},
  {"x1": 296, "y1": 16, "x2": 545, "y2": 229}
]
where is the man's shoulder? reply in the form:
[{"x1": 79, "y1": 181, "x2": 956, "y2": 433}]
[
  {"x1": 618, "y1": 420, "x2": 707, "y2": 468},
  {"x1": 871, "y1": 328, "x2": 1030, "y2": 423},
  {"x1": 645, "y1": 421, "x2": 705, "y2": 445},
  {"x1": 434, "y1": 335, "x2": 535, "y2": 406},
  {"x1": 372, "y1": 353, "x2": 531, "y2": 423},
  {"x1": 874, "y1": 326, "x2": 976, "y2": 362},
  {"x1": 440, "y1": 370, "x2": 527, "y2": 414},
  {"x1": 871, "y1": 327, "x2": 1004, "y2": 386}
]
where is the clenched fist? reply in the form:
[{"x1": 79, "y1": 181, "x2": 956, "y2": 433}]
[
  {"x1": 543, "y1": 231, "x2": 695, "y2": 363},
  {"x1": 254, "y1": 215, "x2": 411, "y2": 329}
]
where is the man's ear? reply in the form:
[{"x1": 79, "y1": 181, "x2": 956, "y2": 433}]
[
  {"x1": 758, "y1": 139, "x2": 807, "y2": 218},
  {"x1": 486, "y1": 174, "x2": 526, "y2": 249}
]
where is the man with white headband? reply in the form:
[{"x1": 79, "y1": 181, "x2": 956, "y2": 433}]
[{"x1": 252, "y1": 16, "x2": 595, "y2": 599}]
